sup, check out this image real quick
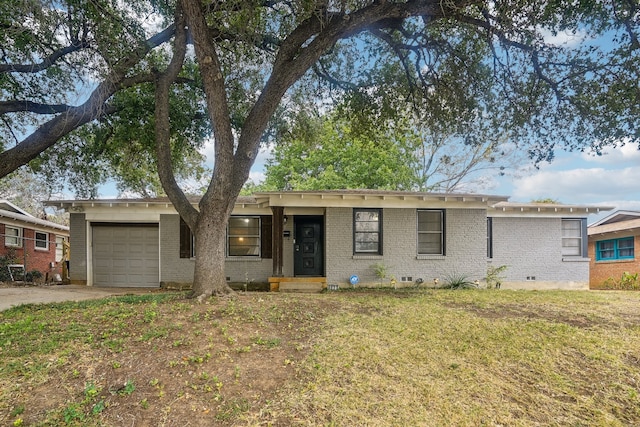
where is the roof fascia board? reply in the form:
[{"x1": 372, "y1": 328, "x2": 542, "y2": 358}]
[
  {"x1": 589, "y1": 210, "x2": 640, "y2": 227},
  {"x1": 0, "y1": 211, "x2": 69, "y2": 233},
  {"x1": 0, "y1": 200, "x2": 33, "y2": 217},
  {"x1": 264, "y1": 193, "x2": 504, "y2": 209}
]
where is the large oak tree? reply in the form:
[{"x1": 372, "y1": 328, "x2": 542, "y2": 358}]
[{"x1": 1, "y1": 0, "x2": 638, "y2": 297}]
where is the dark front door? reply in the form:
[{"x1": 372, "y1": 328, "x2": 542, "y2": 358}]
[{"x1": 294, "y1": 216, "x2": 324, "y2": 276}]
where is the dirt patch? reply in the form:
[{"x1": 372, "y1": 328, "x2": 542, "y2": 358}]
[{"x1": 0, "y1": 291, "x2": 342, "y2": 426}]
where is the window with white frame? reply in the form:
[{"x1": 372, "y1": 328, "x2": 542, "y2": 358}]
[
  {"x1": 561, "y1": 218, "x2": 584, "y2": 256},
  {"x1": 417, "y1": 210, "x2": 445, "y2": 255},
  {"x1": 5, "y1": 226, "x2": 22, "y2": 247},
  {"x1": 353, "y1": 209, "x2": 382, "y2": 255},
  {"x1": 35, "y1": 231, "x2": 48, "y2": 250},
  {"x1": 227, "y1": 217, "x2": 260, "y2": 256}
]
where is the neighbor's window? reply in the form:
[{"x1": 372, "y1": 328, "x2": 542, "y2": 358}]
[
  {"x1": 5, "y1": 226, "x2": 22, "y2": 247},
  {"x1": 596, "y1": 237, "x2": 635, "y2": 261},
  {"x1": 228, "y1": 217, "x2": 261, "y2": 256},
  {"x1": 35, "y1": 231, "x2": 48, "y2": 250},
  {"x1": 417, "y1": 210, "x2": 445, "y2": 255},
  {"x1": 353, "y1": 209, "x2": 382, "y2": 255},
  {"x1": 561, "y1": 219, "x2": 585, "y2": 256},
  {"x1": 55, "y1": 236, "x2": 65, "y2": 262}
]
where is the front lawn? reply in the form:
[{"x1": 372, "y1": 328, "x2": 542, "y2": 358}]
[{"x1": 1, "y1": 289, "x2": 639, "y2": 426}]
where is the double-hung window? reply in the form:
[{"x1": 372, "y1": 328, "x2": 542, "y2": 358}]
[
  {"x1": 35, "y1": 231, "x2": 48, "y2": 250},
  {"x1": 179, "y1": 216, "x2": 272, "y2": 259},
  {"x1": 228, "y1": 217, "x2": 261, "y2": 256},
  {"x1": 561, "y1": 219, "x2": 586, "y2": 257},
  {"x1": 353, "y1": 209, "x2": 382, "y2": 255},
  {"x1": 5, "y1": 226, "x2": 22, "y2": 247},
  {"x1": 596, "y1": 237, "x2": 634, "y2": 261},
  {"x1": 417, "y1": 210, "x2": 445, "y2": 255}
]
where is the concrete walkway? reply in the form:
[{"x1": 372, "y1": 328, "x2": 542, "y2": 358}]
[{"x1": 0, "y1": 285, "x2": 162, "y2": 311}]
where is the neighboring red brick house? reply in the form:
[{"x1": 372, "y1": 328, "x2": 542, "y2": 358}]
[
  {"x1": 0, "y1": 200, "x2": 69, "y2": 281},
  {"x1": 588, "y1": 211, "x2": 640, "y2": 289}
]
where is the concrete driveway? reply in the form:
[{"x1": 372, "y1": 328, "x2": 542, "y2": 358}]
[{"x1": 0, "y1": 285, "x2": 162, "y2": 311}]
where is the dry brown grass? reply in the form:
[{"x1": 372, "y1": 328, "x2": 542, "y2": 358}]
[{"x1": 1, "y1": 289, "x2": 640, "y2": 426}]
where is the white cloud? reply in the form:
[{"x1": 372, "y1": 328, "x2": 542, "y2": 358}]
[
  {"x1": 539, "y1": 28, "x2": 587, "y2": 47},
  {"x1": 581, "y1": 143, "x2": 640, "y2": 165},
  {"x1": 511, "y1": 167, "x2": 640, "y2": 203},
  {"x1": 248, "y1": 171, "x2": 266, "y2": 184},
  {"x1": 198, "y1": 137, "x2": 216, "y2": 168}
]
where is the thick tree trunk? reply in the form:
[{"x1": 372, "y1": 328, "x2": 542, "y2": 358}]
[{"x1": 192, "y1": 203, "x2": 233, "y2": 298}]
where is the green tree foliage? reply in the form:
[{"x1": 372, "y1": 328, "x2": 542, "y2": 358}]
[
  {"x1": 261, "y1": 111, "x2": 421, "y2": 191},
  {"x1": 260, "y1": 106, "x2": 525, "y2": 193},
  {"x1": 1, "y1": 0, "x2": 638, "y2": 297}
]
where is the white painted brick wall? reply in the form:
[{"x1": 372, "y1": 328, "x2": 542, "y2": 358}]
[
  {"x1": 160, "y1": 214, "x2": 273, "y2": 283},
  {"x1": 325, "y1": 208, "x2": 488, "y2": 286},
  {"x1": 490, "y1": 217, "x2": 589, "y2": 288}
]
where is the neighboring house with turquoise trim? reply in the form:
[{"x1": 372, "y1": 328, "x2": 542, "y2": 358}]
[
  {"x1": 48, "y1": 190, "x2": 610, "y2": 291},
  {"x1": 588, "y1": 211, "x2": 640, "y2": 289}
]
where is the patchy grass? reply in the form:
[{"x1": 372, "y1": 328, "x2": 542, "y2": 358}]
[{"x1": 1, "y1": 289, "x2": 640, "y2": 426}]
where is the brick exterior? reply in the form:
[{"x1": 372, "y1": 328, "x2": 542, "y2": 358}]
[
  {"x1": 325, "y1": 207, "x2": 488, "y2": 287},
  {"x1": 490, "y1": 217, "x2": 589, "y2": 290},
  {"x1": 588, "y1": 234, "x2": 640, "y2": 289},
  {"x1": 159, "y1": 214, "x2": 275, "y2": 286},
  {"x1": 1, "y1": 223, "x2": 66, "y2": 279},
  {"x1": 65, "y1": 201, "x2": 593, "y2": 290}
]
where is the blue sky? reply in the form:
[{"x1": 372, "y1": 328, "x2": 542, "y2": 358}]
[
  {"x1": 100, "y1": 25, "x2": 637, "y2": 224},
  {"x1": 220, "y1": 141, "x2": 639, "y2": 225}
]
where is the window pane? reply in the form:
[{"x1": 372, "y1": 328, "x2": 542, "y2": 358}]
[
  {"x1": 562, "y1": 239, "x2": 581, "y2": 256},
  {"x1": 597, "y1": 240, "x2": 617, "y2": 259},
  {"x1": 561, "y1": 219, "x2": 582, "y2": 256},
  {"x1": 228, "y1": 217, "x2": 260, "y2": 256},
  {"x1": 618, "y1": 238, "x2": 634, "y2": 258},
  {"x1": 355, "y1": 240, "x2": 380, "y2": 253},
  {"x1": 354, "y1": 209, "x2": 381, "y2": 254},
  {"x1": 619, "y1": 248, "x2": 634, "y2": 257},
  {"x1": 56, "y1": 237, "x2": 64, "y2": 261},
  {"x1": 417, "y1": 210, "x2": 443, "y2": 255},
  {"x1": 228, "y1": 237, "x2": 260, "y2": 256},
  {"x1": 418, "y1": 234, "x2": 442, "y2": 254},
  {"x1": 35, "y1": 232, "x2": 48, "y2": 249},
  {"x1": 618, "y1": 238, "x2": 634, "y2": 249},
  {"x1": 418, "y1": 211, "x2": 442, "y2": 232},
  {"x1": 5, "y1": 227, "x2": 21, "y2": 247},
  {"x1": 599, "y1": 241, "x2": 614, "y2": 250},
  {"x1": 229, "y1": 217, "x2": 260, "y2": 236},
  {"x1": 562, "y1": 219, "x2": 581, "y2": 237}
]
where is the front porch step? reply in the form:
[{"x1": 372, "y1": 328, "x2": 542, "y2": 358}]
[
  {"x1": 278, "y1": 282, "x2": 324, "y2": 293},
  {"x1": 268, "y1": 277, "x2": 327, "y2": 293}
]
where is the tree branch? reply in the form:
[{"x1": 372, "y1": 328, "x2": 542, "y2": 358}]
[
  {"x1": 181, "y1": 0, "x2": 238, "y2": 213},
  {"x1": 154, "y1": 5, "x2": 199, "y2": 229},
  {"x1": 0, "y1": 24, "x2": 176, "y2": 179},
  {"x1": 0, "y1": 101, "x2": 74, "y2": 115},
  {"x1": 0, "y1": 41, "x2": 90, "y2": 74}
]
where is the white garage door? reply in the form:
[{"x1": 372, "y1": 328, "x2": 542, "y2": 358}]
[{"x1": 92, "y1": 224, "x2": 159, "y2": 287}]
